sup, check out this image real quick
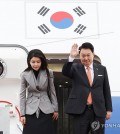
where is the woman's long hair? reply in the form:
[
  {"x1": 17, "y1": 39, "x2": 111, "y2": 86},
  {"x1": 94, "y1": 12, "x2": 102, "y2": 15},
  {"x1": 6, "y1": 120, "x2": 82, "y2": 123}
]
[
  {"x1": 24, "y1": 49, "x2": 51, "y2": 101},
  {"x1": 25, "y1": 49, "x2": 47, "y2": 71}
]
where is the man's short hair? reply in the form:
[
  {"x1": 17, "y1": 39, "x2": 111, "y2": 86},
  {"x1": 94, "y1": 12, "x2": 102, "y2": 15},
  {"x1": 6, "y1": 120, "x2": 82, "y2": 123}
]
[{"x1": 79, "y1": 42, "x2": 94, "y2": 53}]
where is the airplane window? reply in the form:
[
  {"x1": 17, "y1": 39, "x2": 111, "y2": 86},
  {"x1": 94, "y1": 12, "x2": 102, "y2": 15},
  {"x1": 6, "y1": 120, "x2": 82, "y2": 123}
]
[
  {"x1": 0, "y1": 59, "x2": 6, "y2": 79},
  {"x1": 0, "y1": 62, "x2": 3, "y2": 75}
]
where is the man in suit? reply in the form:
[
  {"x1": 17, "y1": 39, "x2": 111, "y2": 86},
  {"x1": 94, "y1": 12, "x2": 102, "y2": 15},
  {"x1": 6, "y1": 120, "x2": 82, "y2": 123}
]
[{"x1": 62, "y1": 42, "x2": 112, "y2": 134}]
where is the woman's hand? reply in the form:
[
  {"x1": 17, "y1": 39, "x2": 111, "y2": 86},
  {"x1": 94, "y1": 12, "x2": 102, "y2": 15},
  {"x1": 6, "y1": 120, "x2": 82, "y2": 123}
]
[
  {"x1": 52, "y1": 112, "x2": 59, "y2": 120},
  {"x1": 20, "y1": 116, "x2": 26, "y2": 126}
]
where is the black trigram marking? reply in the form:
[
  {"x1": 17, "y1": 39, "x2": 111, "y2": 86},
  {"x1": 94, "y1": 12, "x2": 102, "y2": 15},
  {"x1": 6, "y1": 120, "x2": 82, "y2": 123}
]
[
  {"x1": 37, "y1": 6, "x2": 50, "y2": 16},
  {"x1": 73, "y1": 6, "x2": 86, "y2": 17},
  {"x1": 38, "y1": 24, "x2": 51, "y2": 34},
  {"x1": 74, "y1": 24, "x2": 86, "y2": 34}
]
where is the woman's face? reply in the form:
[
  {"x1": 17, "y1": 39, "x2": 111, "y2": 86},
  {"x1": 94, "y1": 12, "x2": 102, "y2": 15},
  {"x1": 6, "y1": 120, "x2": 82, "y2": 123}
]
[{"x1": 30, "y1": 57, "x2": 42, "y2": 71}]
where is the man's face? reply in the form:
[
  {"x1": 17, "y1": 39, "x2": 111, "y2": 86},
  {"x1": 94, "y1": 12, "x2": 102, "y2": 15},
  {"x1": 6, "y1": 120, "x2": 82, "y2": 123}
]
[{"x1": 79, "y1": 48, "x2": 94, "y2": 67}]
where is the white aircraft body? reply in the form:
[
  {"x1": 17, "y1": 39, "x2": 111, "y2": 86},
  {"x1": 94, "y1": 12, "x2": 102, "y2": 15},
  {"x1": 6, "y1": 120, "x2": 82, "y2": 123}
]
[{"x1": 0, "y1": 0, "x2": 120, "y2": 134}]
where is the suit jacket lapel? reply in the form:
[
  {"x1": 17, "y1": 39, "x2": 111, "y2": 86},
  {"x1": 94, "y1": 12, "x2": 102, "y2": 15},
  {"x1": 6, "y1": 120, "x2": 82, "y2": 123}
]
[
  {"x1": 24, "y1": 70, "x2": 37, "y2": 90},
  {"x1": 78, "y1": 64, "x2": 90, "y2": 86},
  {"x1": 23, "y1": 70, "x2": 47, "y2": 91},
  {"x1": 37, "y1": 70, "x2": 47, "y2": 89},
  {"x1": 92, "y1": 63, "x2": 98, "y2": 86}
]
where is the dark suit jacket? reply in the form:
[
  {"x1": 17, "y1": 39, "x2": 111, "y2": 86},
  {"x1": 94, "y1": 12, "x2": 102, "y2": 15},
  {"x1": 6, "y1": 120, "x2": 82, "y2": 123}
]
[{"x1": 62, "y1": 61, "x2": 112, "y2": 117}]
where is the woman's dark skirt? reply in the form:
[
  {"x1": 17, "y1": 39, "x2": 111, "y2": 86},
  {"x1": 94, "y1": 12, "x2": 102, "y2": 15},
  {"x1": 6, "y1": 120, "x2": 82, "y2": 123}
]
[{"x1": 23, "y1": 111, "x2": 55, "y2": 134}]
